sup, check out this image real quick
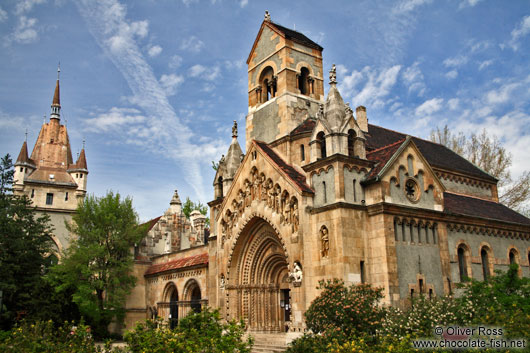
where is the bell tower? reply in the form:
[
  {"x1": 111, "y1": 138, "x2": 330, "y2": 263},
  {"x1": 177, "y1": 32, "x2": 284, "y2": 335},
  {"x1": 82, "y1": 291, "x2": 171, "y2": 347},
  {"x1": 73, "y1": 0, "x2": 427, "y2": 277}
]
[{"x1": 245, "y1": 11, "x2": 324, "y2": 149}]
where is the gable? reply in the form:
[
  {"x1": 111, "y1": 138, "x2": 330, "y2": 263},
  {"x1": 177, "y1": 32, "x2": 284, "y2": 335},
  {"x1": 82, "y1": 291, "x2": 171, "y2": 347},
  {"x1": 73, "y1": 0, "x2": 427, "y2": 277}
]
[
  {"x1": 247, "y1": 22, "x2": 282, "y2": 66},
  {"x1": 370, "y1": 138, "x2": 445, "y2": 210}
]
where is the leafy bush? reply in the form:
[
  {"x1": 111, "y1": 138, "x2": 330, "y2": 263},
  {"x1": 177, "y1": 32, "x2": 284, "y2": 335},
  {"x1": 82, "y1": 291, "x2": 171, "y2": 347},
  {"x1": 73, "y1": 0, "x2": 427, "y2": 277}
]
[
  {"x1": 380, "y1": 295, "x2": 474, "y2": 339},
  {"x1": 0, "y1": 320, "x2": 104, "y2": 353},
  {"x1": 304, "y1": 280, "x2": 385, "y2": 337},
  {"x1": 124, "y1": 308, "x2": 253, "y2": 353},
  {"x1": 457, "y1": 264, "x2": 530, "y2": 338}
]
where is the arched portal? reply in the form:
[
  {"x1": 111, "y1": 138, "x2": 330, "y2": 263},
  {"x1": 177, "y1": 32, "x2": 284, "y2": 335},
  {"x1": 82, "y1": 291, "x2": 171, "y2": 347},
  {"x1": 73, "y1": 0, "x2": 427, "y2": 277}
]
[
  {"x1": 162, "y1": 283, "x2": 179, "y2": 329},
  {"x1": 227, "y1": 217, "x2": 290, "y2": 332}
]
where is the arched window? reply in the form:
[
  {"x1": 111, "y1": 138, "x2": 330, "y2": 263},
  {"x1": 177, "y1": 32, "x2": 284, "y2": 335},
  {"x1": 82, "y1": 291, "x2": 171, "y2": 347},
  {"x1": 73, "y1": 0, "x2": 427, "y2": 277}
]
[
  {"x1": 190, "y1": 286, "x2": 201, "y2": 313},
  {"x1": 509, "y1": 249, "x2": 517, "y2": 265},
  {"x1": 347, "y1": 129, "x2": 356, "y2": 157},
  {"x1": 481, "y1": 247, "x2": 490, "y2": 280},
  {"x1": 259, "y1": 66, "x2": 275, "y2": 103},
  {"x1": 169, "y1": 288, "x2": 179, "y2": 329},
  {"x1": 300, "y1": 144, "x2": 305, "y2": 161},
  {"x1": 298, "y1": 67, "x2": 310, "y2": 95},
  {"x1": 458, "y1": 246, "x2": 469, "y2": 281},
  {"x1": 317, "y1": 132, "x2": 326, "y2": 159}
]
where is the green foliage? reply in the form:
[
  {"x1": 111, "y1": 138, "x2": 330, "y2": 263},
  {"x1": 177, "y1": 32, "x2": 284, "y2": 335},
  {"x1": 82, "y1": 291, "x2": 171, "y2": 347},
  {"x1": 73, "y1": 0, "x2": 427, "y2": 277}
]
[
  {"x1": 381, "y1": 295, "x2": 474, "y2": 339},
  {"x1": 182, "y1": 196, "x2": 209, "y2": 225},
  {"x1": 0, "y1": 154, "x2": 55, "y2": 329},
  {"x1": 124, "y1": 308, "x2": 253, "y2": 353},
  {"x1": 305, "y1": 280, "x2": 384, "y2": 337},
  {"x1": 51, "y1": 191, "x2": 144, "y2": 337},
  {"x1": 0, "y1": 320, "x2": 104, "y2": 353},
  {"x1": 457, "y1": 264, "x2": 530, "y2": 338}
]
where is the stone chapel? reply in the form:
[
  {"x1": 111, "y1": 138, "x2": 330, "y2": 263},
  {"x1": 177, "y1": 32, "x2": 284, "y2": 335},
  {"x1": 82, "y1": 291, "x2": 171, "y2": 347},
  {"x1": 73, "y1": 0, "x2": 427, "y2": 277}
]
[{"x1": 125, "y1": 12, "x2": 530, "y2": 344}]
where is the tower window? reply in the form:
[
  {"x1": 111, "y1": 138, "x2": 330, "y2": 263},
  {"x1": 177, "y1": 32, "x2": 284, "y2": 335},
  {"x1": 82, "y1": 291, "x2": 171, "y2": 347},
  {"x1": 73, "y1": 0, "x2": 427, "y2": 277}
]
[
  {"x1": 360, "y1": 261, "x2": 365, "y2": 283},
  {"x1": 20, "y1": 167, "x2": 23, "y2": 172},
  {"x1": 80, "y1": 174, "x2": 83, "y2": 179},
  {"x1": 509, "y1": 249, "x2": 517, "y2": 265},
  {"x1": 46, "y1": 193, "x2": 54, "y2": 205},
  {"x1": 259, "y1": 66, "x2": 275, "y2": 103},
  {"x1": 300, "y1": 144, "x2": 305, "y2": 161},
  {"x1": 65, "y1": 192, "x2": 69, "y2": 201},
  {"x1": 317, "y1": 132, "x2": 326, "y2": 159},
  {"x1": 322, "y1": 181, "x2": 327, "y2": 203},
  {"x1": 348, "y1": 129, "x2": 356, "y2": 157},
  {"x1": 298, "y1": 67, "x2": 310, "y2": 95},
  {"x1": 353, "y1": 179, "x2": 357, "y2": 202},
  {"x1": 31, "y1": 189, "x2": 35, "y2": 198}
]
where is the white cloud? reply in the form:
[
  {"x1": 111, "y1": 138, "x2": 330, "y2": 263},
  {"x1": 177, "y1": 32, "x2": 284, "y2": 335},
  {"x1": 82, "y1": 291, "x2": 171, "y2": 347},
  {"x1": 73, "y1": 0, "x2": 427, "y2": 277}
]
[
  {"x1": 485, "y1": 82, "x2": 519, "y2": 104},
  {"x1": 83, "y1": 107, "x2": 146, "y2": 132},
  {"x1": 415, "y1": 97, "x2": 443, "y2": 116},
  {"x1": 169, "y1": 55, "x2": 183, "y2": 69},
  {"x1": 507, "y1": 15, "x2": 530, "y2": 51},
  {"x1": 76, "y1": 0, "x2": 216, "y2": 201},
  {"x1": 392, "y1": 0, "x2": 432, "y2": 14},
  {"x1": 239, "y1": 0, "x2": 248, "y2": 8},
  {"x1": 8, "y1": 16, "x2": 39, "y2": 44},
  {"x1": 402, "y1": 62, "x2": 425, "y2": 96},
  {"x1": 0, "y1": 6, "x2": 7, "y2": 22},
  {"x1": 189, "y1": 64, "x2": 220, "y2": 81},
  {"x1": 443, "y1": 55, "x2": 468, "y2": 68},
  {"x1": 15, "y1": 0, "x2": 46, "y2": 15},
  {"x1": 147, "y1": 45, "x2": 162, "y2": 57},
  {"x1": 445, "y1": 70, "x2": 458, "y2": 79},
  {"x1": 180, "y1": 35, "x2": 204, "y2": 53},
  {"x1": 159, "y1": 73, "x2": 184, "y2": 96},
  {"x1": 339, "y1": 65, "x2": 401, "y2": 109},
  {"x1": 458, "y1": 0, "x2": 483, "y2": 10},
  {"x1": 478, "y1": 59, "x2": 493, "y2": 70},
  {"x1": 447, "y1": 98, "x2": 459, "y2": 110},
  {"x1": 182, "y1": 0, "x2": 198, "y2": 6}
]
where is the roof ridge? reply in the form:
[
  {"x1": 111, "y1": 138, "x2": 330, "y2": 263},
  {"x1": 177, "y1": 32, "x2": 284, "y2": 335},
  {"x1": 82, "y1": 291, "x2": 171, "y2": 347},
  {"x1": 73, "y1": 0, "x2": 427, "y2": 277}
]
[
  {"x1": 366, "y1": 138, "x2": 406, "y2": 155},
  {"x1": 444, "y1": 191, "x2": 499, "y2": 203}
]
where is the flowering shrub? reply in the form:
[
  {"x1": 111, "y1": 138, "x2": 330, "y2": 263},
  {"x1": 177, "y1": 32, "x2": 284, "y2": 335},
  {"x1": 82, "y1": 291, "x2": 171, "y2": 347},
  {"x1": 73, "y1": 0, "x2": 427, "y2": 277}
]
[
  {"x1": 304, "y1": 279, "x2": 385, "y2": 337},
  {"x1": 0, "y1": 320, "x2": 105, "y2": 352},
  {"x1": 380, "y1": 295, "x2": 475, "y2": 338},
  {"x1": 124, "y1": 308, "x2": 253, "y2": 353}
]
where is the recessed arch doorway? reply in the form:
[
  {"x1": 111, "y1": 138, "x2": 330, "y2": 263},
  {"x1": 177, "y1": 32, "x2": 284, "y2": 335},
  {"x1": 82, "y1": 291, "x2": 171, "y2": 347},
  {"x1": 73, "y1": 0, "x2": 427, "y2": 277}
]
[{"x1": 227, "y1": 217, "x2": 290, "y2": 332}]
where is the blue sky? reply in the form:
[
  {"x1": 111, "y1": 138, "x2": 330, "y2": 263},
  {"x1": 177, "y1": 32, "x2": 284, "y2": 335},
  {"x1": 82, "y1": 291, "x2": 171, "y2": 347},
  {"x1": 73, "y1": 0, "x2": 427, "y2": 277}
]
[{"x1": 0, "y1": 0, "x2": 529, "y2": 222}]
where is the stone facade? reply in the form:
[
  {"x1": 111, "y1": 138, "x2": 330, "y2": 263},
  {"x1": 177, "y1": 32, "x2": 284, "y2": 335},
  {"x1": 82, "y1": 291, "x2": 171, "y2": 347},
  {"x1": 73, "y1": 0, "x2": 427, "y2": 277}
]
[
  {"x1": 125, "y1": 13, "x2": 530, "y2": 343},
  {"x1": 13, "y1": 68, "x2": 88, "y2": 255}
]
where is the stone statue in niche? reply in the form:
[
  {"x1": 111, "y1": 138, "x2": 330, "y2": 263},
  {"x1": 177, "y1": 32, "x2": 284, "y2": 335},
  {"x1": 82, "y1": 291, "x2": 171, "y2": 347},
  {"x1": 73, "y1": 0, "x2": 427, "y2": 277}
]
[
  {"x1": 320, "y1": 226, "x2": 329, "y2": 258},
  {"x1": 220, "y1": 274, "x2": 225, "y2": 290},
  {"x1": 289, "y1": 262, "x2": 303, "y2": 285},
  {"x1": 221, "y1": 235, "x2": 226, "y2": 246},
  {"x1": 251, "y1": 172, "x2": 259, "y2": 201},
  {"x1": 291, "y1": 201, "x2": 299, "y2": 232},
  {"x1": 260, "y1": 175, "x2": 268, "y2": 202},
  {"x1": 266, "y1": 181, "x2": 275, "y2": 208},
  {"x1": 283, "y1": 199, "x2": 291, "y2": 225},
  {"x1": 237, "y1": 190, "x2": 245, "y2": 213},
  {"x1": 244, "y1": 180, "x2": 251, "y2": 207},
  {"x1": 274, "y1": 185, "x2": 282, "y2": 213},
  {"x1": 225, "y1": 210, "x2": 232, "y2": 239}
]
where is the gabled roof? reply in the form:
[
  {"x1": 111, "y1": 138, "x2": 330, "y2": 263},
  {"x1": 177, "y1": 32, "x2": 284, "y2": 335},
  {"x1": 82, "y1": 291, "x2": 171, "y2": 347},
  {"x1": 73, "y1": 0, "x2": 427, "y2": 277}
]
[
  {"x1": 247, "y1": 20, "x2": 322, "y2": 64},
  {"x1": 444, "y1": 192, "x2": 530, "y2": 226},
  {"x1": 141, "y1": 216, "x2": 162, "y2": 234},
  {"x1": 270, "y1": 22, "x2": 323, "y2": 51},
  {"x1": 254, "y1": 140, "x2": 314, "y2": 194},
  {"x1": 365, "y1": 124, "x2": 497, "y2": 183},
  {"x1": 290, "y1": 118, "x2": 316, "y2": 136},
  {"x1": 365, "y1": 139, "x2": 406, "y2": 180},
  {"x1": 144, "y1": 253, "x2": 208, "y2": 276}
]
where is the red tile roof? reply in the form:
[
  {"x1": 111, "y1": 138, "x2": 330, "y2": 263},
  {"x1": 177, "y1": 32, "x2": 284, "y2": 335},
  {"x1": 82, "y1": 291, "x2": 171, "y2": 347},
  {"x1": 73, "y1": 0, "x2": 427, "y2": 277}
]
[
  {"x1": 444, "y1": 192, "x2": 530, "y2": 226},
  {"x1": 141, "y1": 216, "x2": 162, "y2": 234},
  {"x1": 145, "y1": 253, "x2": 208, "y2": 276},
  {"x1": 254, "y1": 140, "x2": 314, "y2": 194},
  {"x1": 290, "y1": 118, "x2": 316, "y2": 136},
  {"x1": 365, "y1": 139, "x2": 405, "y2": 180}
]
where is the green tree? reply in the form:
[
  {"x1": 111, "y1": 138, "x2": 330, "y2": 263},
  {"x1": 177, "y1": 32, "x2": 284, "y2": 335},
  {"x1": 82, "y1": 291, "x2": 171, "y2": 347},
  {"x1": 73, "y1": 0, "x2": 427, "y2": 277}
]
[
  {"x1": 182, "y1": 196, "x2": 209, "y2": 225},
  {"x1": 52, "y1": 191, "x2": 144, "y2": 337},
  {"x1": 0, "y1": 154, "x2": 54, "y2": 330},
  {"x1": 431, "y1": 126, "x2": 530, "y2": 214}
]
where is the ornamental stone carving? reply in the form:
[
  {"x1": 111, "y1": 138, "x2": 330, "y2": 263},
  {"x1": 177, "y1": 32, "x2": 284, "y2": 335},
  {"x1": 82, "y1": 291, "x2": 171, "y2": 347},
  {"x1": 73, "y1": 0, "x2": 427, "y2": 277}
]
[{"x1": 320, "y1": 226, "x2": 329, "y2": 258}]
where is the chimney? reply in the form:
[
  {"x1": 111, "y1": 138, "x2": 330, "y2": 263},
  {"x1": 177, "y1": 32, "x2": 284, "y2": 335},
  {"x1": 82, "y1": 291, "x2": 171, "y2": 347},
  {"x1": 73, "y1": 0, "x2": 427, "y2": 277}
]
[{"x1": 356, "y1": 106, "x2": 368, "y2": 132}]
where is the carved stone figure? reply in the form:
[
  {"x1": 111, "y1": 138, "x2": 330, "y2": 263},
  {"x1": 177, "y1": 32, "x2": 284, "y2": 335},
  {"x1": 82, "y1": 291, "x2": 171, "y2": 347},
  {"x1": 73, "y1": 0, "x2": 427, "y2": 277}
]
[
  {"x1": 320, "y1": 226, "x2": 329, "y2": 258},
  {"x1": 244, "y1": 179, "x2": 252, "y2": 207},
  {"x1": 289, "y1": 262, "x2": 303, "y2": 284},
  {"x1": 220, "y1": 274, "x2": 225, "y2": 290},
  {"x1": 282, "y1": 196, "x2": 291, "y2": 225}
]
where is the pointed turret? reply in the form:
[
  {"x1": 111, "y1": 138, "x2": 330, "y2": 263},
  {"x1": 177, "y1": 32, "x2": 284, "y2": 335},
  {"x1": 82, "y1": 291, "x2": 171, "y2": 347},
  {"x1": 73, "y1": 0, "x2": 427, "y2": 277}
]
[
  {"x1": 167, "y1": 189, "x2": 183, "y2": 214},
  {"x1": 323, "y1": 64, "x2": 347, "y2": 131},
  {"x1": 14, "y1": 140, "x2": 36, "y2": 189},
  {"x1": 50, "y1": 65, "x2": 61, "y2": 120},
  {"x1": 76, "y1": 149, "x2": 88, "y2": 170},
  {"x1": 16, "y1": 141, "x2": 30, "y2": 164},
  {"x1": 213, "y1": 121, "x2": 244, "y2": 198}
]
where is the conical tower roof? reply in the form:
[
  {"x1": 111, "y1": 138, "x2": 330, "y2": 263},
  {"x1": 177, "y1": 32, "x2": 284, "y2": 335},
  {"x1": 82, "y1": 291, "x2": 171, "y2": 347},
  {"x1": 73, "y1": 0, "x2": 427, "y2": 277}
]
[
  {"x1": 224, "y1": 121, "x2": 244, "y2": 179},
  {"x1": 323, "y1": 64, "x2": 347, "y2": 131},
  {"x1": 15, "y1": 141, "x2": 30, "y2": 165}
]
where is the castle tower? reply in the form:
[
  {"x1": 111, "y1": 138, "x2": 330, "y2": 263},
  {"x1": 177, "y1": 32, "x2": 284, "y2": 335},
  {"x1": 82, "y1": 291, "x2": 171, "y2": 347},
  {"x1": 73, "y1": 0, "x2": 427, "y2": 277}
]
[
  {"x1": 245, "y1": 11, "x2": 324, "y2": 149},
  {"x1": 13, "y1": 66, "x2": 88, "y2": 253}
]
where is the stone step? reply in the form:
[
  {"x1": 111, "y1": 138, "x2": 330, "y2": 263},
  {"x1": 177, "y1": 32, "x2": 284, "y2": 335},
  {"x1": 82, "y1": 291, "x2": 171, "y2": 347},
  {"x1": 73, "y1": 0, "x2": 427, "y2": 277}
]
[{"x1": 252, "y1": 344, "x2": 286, "y2": 353}]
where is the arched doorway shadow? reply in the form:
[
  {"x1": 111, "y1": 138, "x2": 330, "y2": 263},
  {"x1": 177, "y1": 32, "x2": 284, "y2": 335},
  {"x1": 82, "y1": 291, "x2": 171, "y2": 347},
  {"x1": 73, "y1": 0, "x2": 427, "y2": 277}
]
[
  {"x1": 162, "y1": 283, "x2": 179, "y2": 329},
  {"x1": 227, "y1": 217, "x2": 290, "y2": 332}
]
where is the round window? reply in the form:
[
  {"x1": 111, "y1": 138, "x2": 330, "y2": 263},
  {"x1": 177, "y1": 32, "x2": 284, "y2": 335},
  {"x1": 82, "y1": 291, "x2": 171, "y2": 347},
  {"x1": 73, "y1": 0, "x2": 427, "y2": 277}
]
[{"x1": 404, "y1": 178, "x2": 420, "y2": 202}]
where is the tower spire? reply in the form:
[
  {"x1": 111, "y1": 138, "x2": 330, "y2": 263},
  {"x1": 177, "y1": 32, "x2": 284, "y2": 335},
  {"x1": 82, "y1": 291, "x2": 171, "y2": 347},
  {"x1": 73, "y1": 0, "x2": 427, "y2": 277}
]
[
  {"x1": 329, "y1": 64, "x2": 337, "y2": 85},
  {"x1": 50, "y1": 64, "x2": 61, "y2": 120}
]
